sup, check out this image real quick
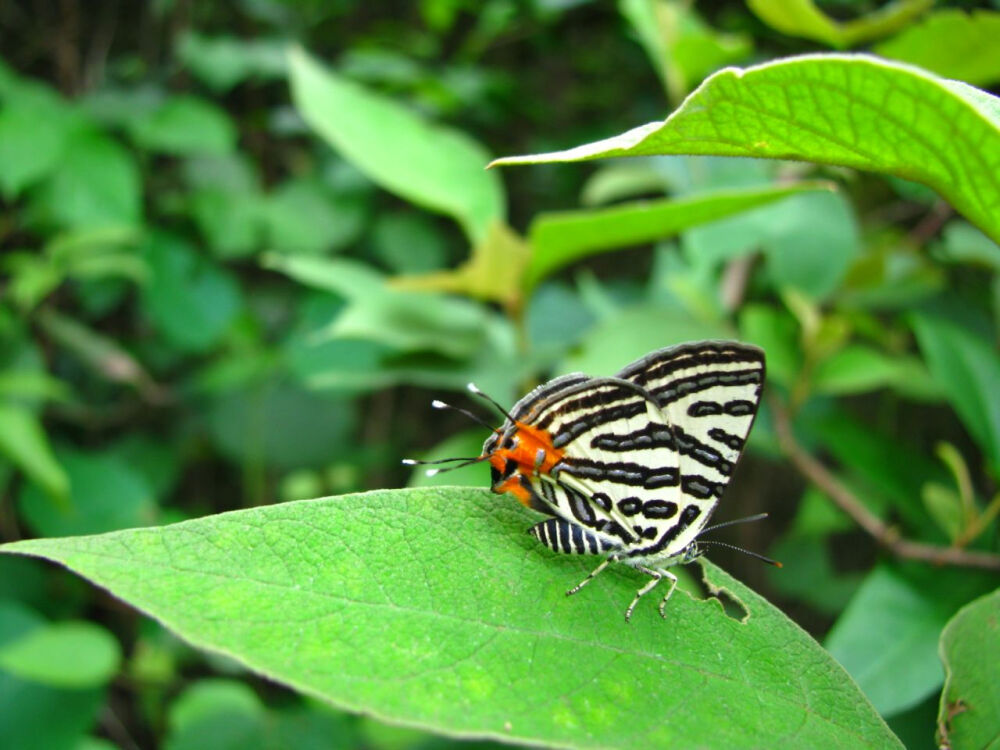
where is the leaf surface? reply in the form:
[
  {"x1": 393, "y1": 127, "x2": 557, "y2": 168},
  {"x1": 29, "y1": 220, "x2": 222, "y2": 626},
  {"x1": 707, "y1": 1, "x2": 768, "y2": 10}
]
[
  {"x1": 937, "y1": 588, "x2": 1000, "y2": 750},
  {"x1": 288, "y1": 47, "x2": 504, "y2": 244},
  {"x1": 526, "y1": 182, "x2": 831, "y2": 288},
  {"x1": 1, "y1": 488, "x2": 900, "y2": 749},
  {"x1": 491, "y1": 55, "x2": 1000, "y2": 244}
]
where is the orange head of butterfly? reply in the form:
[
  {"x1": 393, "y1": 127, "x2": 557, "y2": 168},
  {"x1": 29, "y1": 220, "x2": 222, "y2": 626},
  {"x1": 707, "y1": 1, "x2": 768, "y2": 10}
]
[
  {"x1": 402, "y1": 384, "x2": 563, "y2": 512},
  {"x1": 481, "y1": 418, "x2": 564, "y2": 509}
]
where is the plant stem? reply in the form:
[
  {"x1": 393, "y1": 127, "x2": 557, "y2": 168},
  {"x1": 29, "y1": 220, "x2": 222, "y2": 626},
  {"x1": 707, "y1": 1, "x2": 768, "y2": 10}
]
[{"x1": 770, "y1": 396, "x2": 1000, "y2": 572}]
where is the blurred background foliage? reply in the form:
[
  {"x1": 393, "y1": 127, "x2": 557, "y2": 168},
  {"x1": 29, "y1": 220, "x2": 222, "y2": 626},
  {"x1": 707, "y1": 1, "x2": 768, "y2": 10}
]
[{"x1": 0, "y1": 0, "x2": 998, "y2": 748}]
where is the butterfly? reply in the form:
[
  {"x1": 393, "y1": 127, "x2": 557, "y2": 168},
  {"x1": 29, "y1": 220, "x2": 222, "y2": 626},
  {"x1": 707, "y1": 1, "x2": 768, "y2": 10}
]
[{"x1": 405, "y1": 341, "x2": 778, "y2": 622}]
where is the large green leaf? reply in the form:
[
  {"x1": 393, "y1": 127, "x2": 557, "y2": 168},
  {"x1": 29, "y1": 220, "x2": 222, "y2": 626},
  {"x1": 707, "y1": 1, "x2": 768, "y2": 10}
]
[
  {"x1": 937, "y1": 589, "x2": 1000, "y2": 750},
  {"x1": 492, "y1": 55, "x2": 1000, "y2": 244},
  {"x1": 526, "y1": 182, "x2": 831, "y2": 288},
  {"x1": 288, "y1": 47, "x2": 504, "y2": 244},
  {"x1": 0, "y1": 488, "x2": 901, "y2": 749}
]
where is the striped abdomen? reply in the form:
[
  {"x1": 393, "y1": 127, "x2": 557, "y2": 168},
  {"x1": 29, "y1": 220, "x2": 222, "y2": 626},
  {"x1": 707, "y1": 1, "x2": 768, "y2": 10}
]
[{"x1": 530, "y1": 519, "x2": 620, "y2": 556}]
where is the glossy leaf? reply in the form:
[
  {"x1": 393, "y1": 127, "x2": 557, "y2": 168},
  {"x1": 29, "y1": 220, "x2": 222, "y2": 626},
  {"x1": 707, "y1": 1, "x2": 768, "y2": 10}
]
[
  {"x1": 937, "y1": 589, "x2": 1000, "y2": 750},
  {"x1": 875, "y1": 10, "x2": 1000, "y2": 87},
  {"x1": 747, "y1": 0, "x2": 931, "y2": 48},
  {"x1": 492, "y1": 55, "x2": 1000, "y2": 245},
  {"x1": 527, "y1": 182, "x2": 831, "y2": 289},
  {"x1": 1, "y1": 488, "x2": 901, "y2": 749},
  {"x1": 289, "y1": 47, "x2": 504, "y2": 244}
]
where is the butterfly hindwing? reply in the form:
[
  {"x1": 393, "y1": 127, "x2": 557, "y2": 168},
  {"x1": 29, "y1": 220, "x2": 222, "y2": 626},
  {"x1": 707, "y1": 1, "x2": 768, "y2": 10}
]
[{"x1": 517, "y1": 377, "x2": 680, "y2": 548}]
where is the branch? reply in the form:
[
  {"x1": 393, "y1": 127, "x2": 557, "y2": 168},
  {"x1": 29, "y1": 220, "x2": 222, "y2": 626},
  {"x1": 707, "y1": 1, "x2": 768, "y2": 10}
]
[{"x1": 770, "y1": 397, "x2": 1000, "y2": 572}]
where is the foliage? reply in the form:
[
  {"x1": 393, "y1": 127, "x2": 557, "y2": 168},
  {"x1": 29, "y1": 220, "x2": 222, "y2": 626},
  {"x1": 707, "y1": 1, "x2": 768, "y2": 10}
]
[{"x1": 0, "y1": 2, "x2": 998, "y2": 749}]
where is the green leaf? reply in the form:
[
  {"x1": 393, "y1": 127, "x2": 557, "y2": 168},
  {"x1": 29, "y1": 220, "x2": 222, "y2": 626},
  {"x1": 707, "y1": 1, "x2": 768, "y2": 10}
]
[
  {"x1": 32, "y1": 129, "x2": 142, "y2": 229},
  {"x1": 875, "y1": 10, "x2": 1000, "y2": 87},
  {"x1": 141, "y1": 232, "x2": 242, "y2": 353},
  {"x1": 911, "y1": 312, "x2": 1000, "y2": 475},
  {"x1": 0, "y1": 81, "x2": 77, "y2": 197},
  {"x1": 207, "y1": 380, "x2": 356, "y2": 471},
  {"x1": 0, "y1": 602, "x2": 105, "y2": 750},
  {"x1": 825, "y1": 565, "x2": 993, "y2": 718},
  {"x1": 264, "y1": 254, "x2": 492, "y2": 359},
  {"x1": 0, "y1": 405, "x2": 68, "y2": 501},
  {"x1": 560, "y1": 306, "x2": 730, "y2": 377},
  {"x1": 370, "y1": 212, "x2": 448, "y2": 274},
  {"x1": 0, "y1": 621, "x2": 120, "y2": 688},
  {"x1": 18, "y1": 446, "x2": 157, "y2": 537},
  {"x1": 620, "y1": 0, "x2": 751, "y2": 103},
  {"x1": 129, "y1": 95, "x2": 237, "y2": 156},
  {"x1": 938, "y1": 589, "x2": 1000, "y2": 750},
  {"x1": 392, "y1": 220, "x2": 529, "y2": 308},
  {"x1": 177, "y1": 32, "x2": 287, "y2": 92},
  {"x1": 1, "y1": 488, "x2": 901, "y2": 748},
  {"x1": 262, "y1": 178, "x2": 367, "y2": 256},
  {"x1": 811, "y1": 345, "x2": 939, "y2": 399},
  {"x1": 491, "y1": 55, "x2": 1000, "y2": 245},
  {"x1": 747, "y1": 0, "x2": 932, "y2": 49},
  {"x1": 288, "y1": 47, "x2": 505, "y2": 244},
  {"x1": 527, "y1": 182, "x2": 832, "y2": 289}
]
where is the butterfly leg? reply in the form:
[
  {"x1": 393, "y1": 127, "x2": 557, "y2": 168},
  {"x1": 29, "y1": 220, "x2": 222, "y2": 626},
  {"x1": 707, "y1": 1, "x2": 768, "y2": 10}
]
[
  {"x1": 566, "y1": 554, "x2": 619, "y2": 597},
  {"x1": 624, "y1": 566, "x2": 664, "y2": 623},
  {"x1": 657, "y1": 570, "x2": 679, "y2": 618}
]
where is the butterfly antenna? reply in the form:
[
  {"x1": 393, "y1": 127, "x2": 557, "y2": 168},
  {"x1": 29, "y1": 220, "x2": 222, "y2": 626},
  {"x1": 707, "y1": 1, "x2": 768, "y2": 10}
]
[
  {"x1": 700, "y1": 512, "x2": 770, "y2": 535},
  {"x1": 696, "y1": 540, "x2": 783, "y2": 568},
  {"x1": 401, "y1": 455, "x2": 488, "y2": 477},
  {"x1": 429, "y1": 399, "x2": 498, "y2": 432},
  {"x1": 466, "y1": 382, "x2": 517, "y2": 424}
]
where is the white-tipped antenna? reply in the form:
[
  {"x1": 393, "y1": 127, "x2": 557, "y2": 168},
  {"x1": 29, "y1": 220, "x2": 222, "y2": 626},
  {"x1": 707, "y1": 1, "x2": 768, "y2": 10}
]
[
  {"x1": 425, "y1": 468, "x2": 440, "y2": 477},
  {"x1": 466, "y1": 382, "x2": 516, "y2": 423}
]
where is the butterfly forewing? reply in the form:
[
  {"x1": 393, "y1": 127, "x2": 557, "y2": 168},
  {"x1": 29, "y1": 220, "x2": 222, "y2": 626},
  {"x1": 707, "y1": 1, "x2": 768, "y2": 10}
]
[{"x1": 616, "y1": 341, "x2": 766, "y2": 557}]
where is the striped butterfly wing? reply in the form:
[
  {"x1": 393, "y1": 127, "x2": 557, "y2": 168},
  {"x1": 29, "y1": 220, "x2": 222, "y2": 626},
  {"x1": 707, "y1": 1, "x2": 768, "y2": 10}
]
[
  {"x1": 616, "y1": 341, "x2": 766, "y2": 558},
  {"x1": 517, "y1": 376, "x2": 681, "y2": 549}
]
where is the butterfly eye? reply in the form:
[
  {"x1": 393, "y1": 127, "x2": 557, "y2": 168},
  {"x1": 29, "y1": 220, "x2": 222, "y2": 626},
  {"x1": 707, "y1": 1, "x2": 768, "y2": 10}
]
[{"x1": 502, "y1": 435, "x2": 515, "y2": 450}]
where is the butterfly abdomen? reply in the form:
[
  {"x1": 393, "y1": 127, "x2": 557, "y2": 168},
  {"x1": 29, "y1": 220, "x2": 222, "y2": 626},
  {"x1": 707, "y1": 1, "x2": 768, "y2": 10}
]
[{"x1": 529, "y1": 519, "x2": 620, "y2": 556}]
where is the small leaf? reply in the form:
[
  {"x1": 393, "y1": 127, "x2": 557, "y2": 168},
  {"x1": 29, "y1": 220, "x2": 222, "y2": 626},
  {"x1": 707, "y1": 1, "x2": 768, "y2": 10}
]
[
  {"x1": 492, "y1": 55, "x2": 1000, "y2": 245},
  {"x1": 32, "y1": 129, "x2": 142, "y2": 229},
  {"x1": 937, "y1": 589, "x2": 1000, "y2": 750},
  {"x1": 747, "y1": 0, "x2": 932, "y2": 48},
  {"x1": 288, "y1": 47, "x2": 504, "y2": 244},
  {"x1": 129, "y1": 95, "x2": 237, "y2": 156},
  {"x1": 17, "y1": 446, "x2": 157, "y2": 537},
  {"x1": 177, "y1": 32, "x2": 287, "y2": 92},
  {"x1": 0, "y1": 602, "x2": 105, "y2": 750},
  {"x1": 912, "y1": 312, "x2": 1000, "y2": 475},
  {"x1": 875, "y1": 9, "x2": 1000, "y2": 87},
  {"x1": 141, "y1": 232, "x2": 243, "y2": 353},
  {"x1": 811, "y1": 345, "x2": 939, "y2": 399},
  {"x1": 1, "y1": 489, "x2": 902, "y2": 748},
  {"x1": 620, "y1": 0, "x2": 751, "y2": 102},
  {"x1": 0, "y1": 405, "x2": 68, "y2": 501},
  {"x1": 527, "y1": 182, "x2": 832, "y2": 289},
  {"x1": 0, "y1": 621, "x2": 121, "y2": 688}
]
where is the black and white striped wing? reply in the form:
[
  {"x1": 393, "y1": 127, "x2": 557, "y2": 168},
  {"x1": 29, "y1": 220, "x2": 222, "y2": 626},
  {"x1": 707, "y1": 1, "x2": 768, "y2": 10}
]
[
  {"x1": 523, "y1": 377, "x2": 681, "y2": 548},
  {"x1": 617, "y1": 341, "x2": 766, "y2": 558}
]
